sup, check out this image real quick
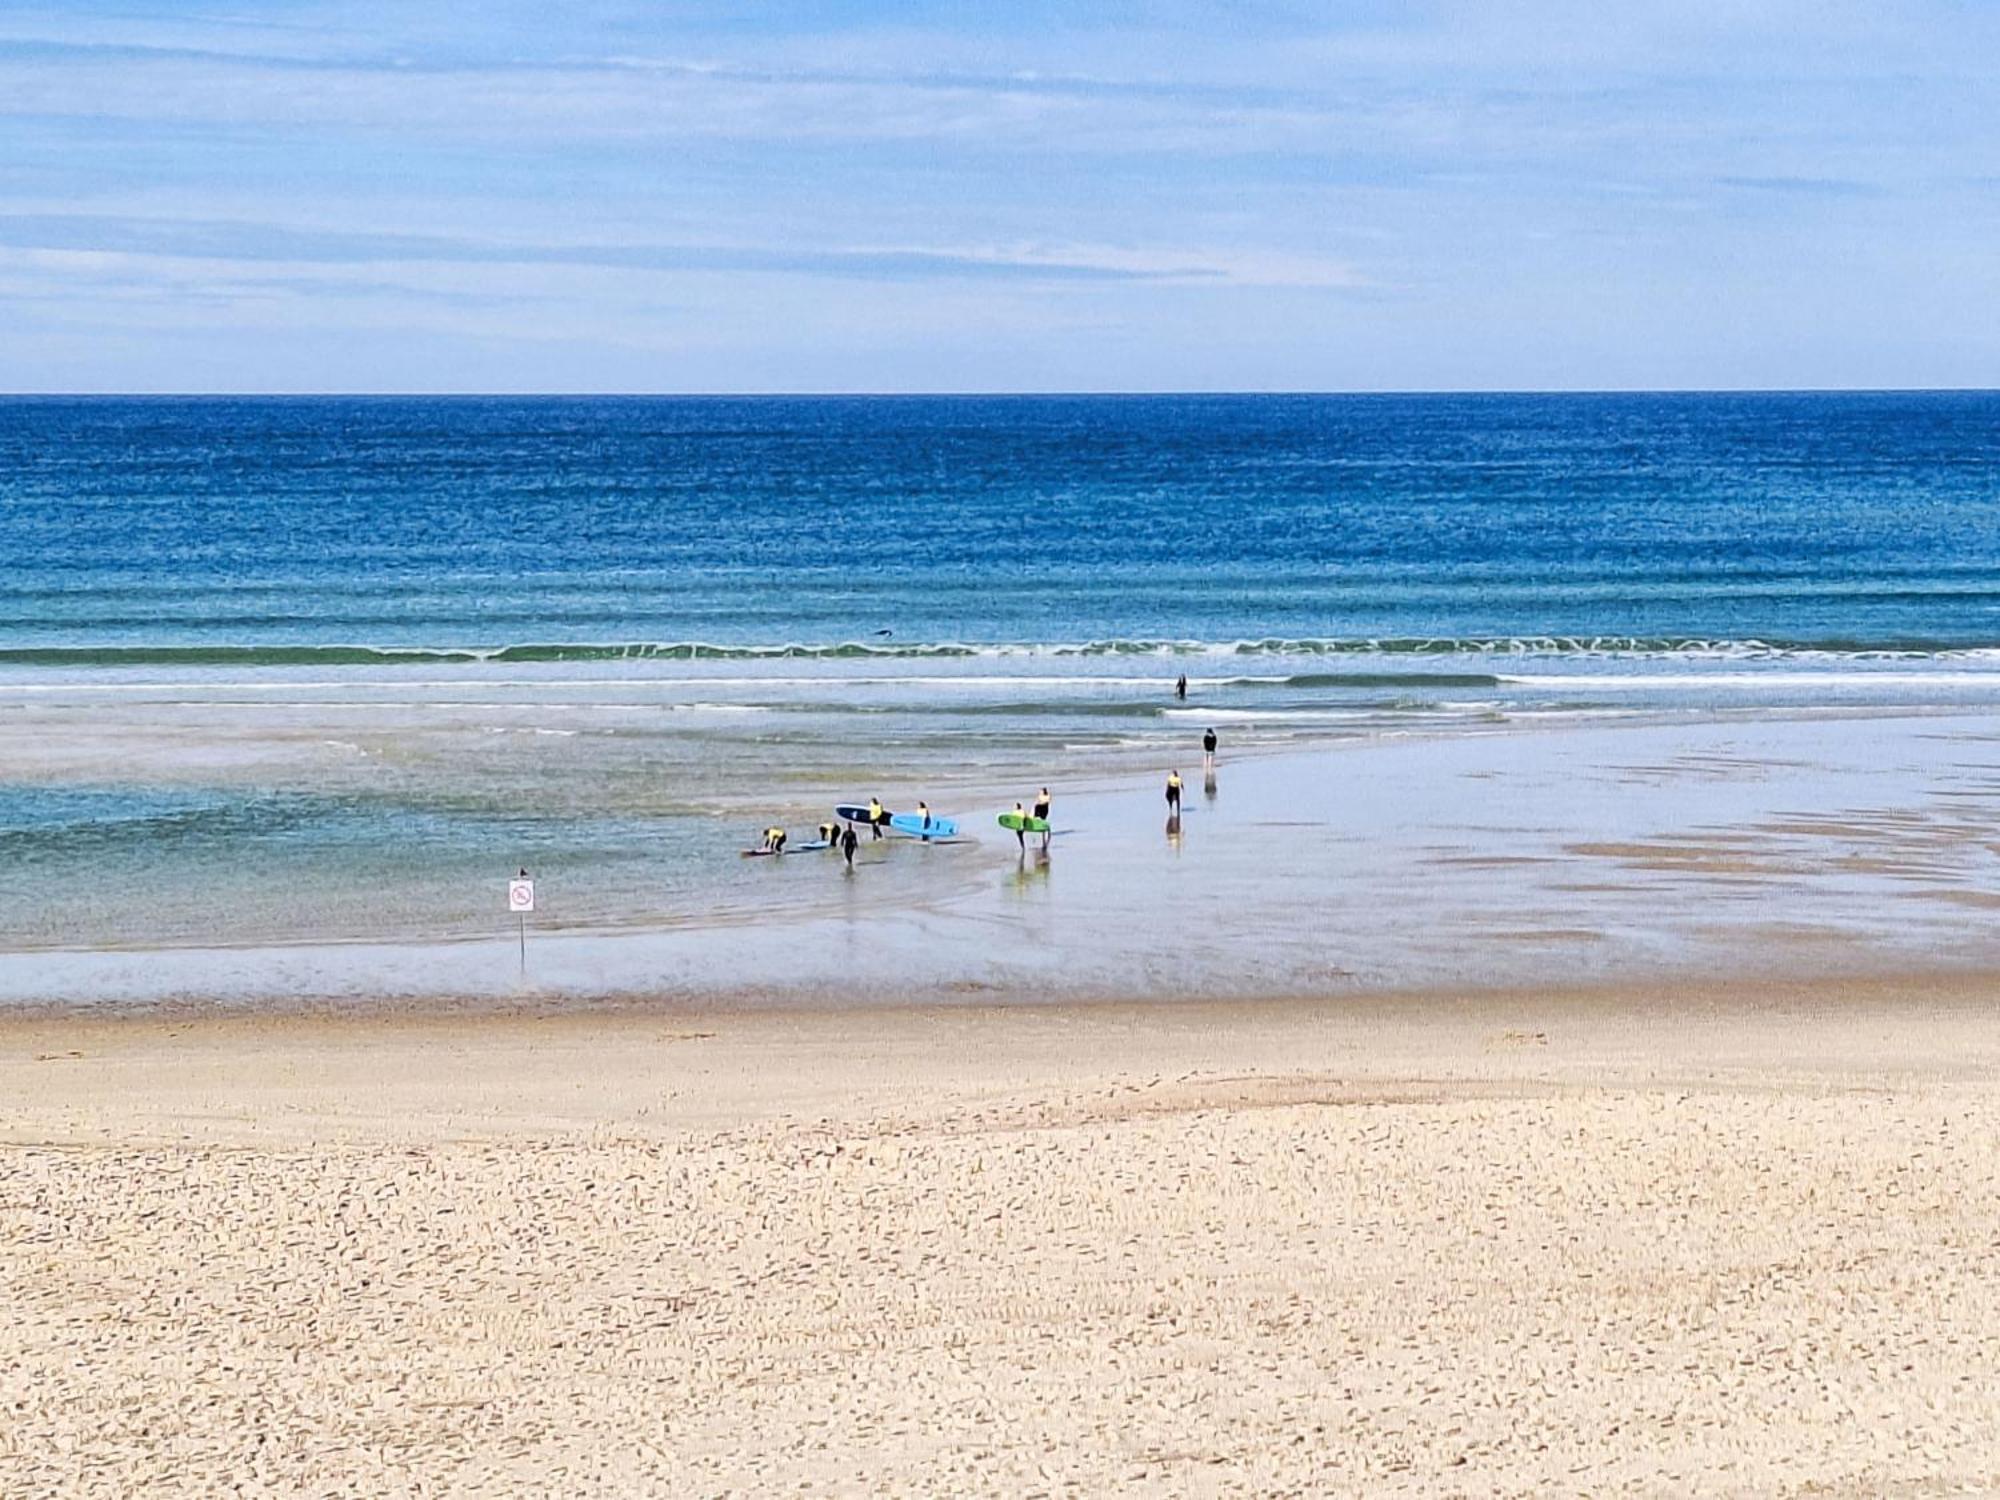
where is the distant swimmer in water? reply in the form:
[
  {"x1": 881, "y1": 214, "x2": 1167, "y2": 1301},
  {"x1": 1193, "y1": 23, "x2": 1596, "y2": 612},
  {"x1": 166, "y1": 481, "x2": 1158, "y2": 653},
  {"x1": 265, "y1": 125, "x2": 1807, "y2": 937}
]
[
  {"x1": 1175, "y1": 673, "x2": 1188, "y2": 701},
  {"x1": 867, "y1": 795, "x2": 887, "y2": 840},
  {"x1": 841, "y1": 823, "x2": 859, "y2": 866},
  {"x1": 761, "y1": 826, "x2": 787, "y2": 854},
  {"x1": 1202, "y1": 727, "x2": 1217, "y2": 770},
  {"x1": 1033, "y1": 786, "x2": 1052, "y2": 849},
  {"x1": 1166, "y1": 769, "x2": 1183, "y2": 811}
]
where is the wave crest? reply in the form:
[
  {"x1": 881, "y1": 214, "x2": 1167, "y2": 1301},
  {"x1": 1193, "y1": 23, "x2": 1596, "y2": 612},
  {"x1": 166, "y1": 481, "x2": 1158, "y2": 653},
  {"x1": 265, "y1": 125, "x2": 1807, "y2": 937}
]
[{"x1": 2, "y1": 635, "x2": 1997, "y2": 669}]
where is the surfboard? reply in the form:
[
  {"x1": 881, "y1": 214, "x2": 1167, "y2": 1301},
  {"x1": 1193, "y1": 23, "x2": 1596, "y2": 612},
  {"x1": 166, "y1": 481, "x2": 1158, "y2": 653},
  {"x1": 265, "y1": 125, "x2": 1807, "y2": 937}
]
[
  {"x1": 997, "y1": 812, "x2": 1051, "y2": 833},
  {"x1": 889, "y1": 812, "x2": 958, "y2": 839},
  {"x1": 743, "y1": 838, "x2": 835, "y2": 856},
  {"x1": 834, "y1": 803, "x2": 889, "y2": 824}
]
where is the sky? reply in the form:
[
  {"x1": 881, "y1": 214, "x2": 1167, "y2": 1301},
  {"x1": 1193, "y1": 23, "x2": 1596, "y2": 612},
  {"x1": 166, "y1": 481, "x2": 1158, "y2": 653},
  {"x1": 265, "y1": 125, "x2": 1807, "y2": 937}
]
[{"x1": 0, "y1": 1, "x2": 1996, "y2": 393}]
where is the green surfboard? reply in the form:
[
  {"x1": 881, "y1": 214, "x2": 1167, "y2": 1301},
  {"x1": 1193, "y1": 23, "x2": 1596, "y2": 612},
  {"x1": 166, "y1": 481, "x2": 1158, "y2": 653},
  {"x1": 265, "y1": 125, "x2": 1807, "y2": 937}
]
[{"x1": 998, "y1": 812, "x2": 1050, "y2": 833}]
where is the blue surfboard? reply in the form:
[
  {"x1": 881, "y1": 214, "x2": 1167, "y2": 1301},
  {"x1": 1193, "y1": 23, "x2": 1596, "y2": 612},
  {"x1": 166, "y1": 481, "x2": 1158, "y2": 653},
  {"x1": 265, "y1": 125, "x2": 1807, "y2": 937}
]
[{"x1": 889, "y1": 811, "x2": 957, "y2": 839}]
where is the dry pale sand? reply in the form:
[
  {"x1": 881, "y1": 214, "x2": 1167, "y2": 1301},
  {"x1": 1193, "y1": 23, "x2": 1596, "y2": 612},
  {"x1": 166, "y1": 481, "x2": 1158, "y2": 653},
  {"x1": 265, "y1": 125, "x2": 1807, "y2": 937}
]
[{"x1": 4, "y1": 978, "x2": 2000, "y2": 1497}]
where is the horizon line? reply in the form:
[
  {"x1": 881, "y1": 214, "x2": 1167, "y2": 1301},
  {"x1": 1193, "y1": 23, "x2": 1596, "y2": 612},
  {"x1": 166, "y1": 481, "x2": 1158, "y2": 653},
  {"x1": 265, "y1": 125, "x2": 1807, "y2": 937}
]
[{"x1": 2, "y1": 386, "x2": 1997, "y2": 400}]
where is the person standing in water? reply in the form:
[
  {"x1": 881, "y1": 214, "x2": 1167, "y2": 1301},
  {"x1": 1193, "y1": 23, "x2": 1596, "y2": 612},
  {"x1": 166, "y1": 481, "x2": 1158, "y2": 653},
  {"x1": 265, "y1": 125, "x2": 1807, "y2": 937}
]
[
  {"x1": 1174, "y1": 673, "x2": 1188, "y2": 701},
  {"x1": 840, "y1": 823, "x2": 859, "y2": 866},
  {"x1": 1032, "y1": 786, "x2": 1052, "y2": 849},
  {"x1": 1202, "y1": 727, "x2": 1217, "y2": 771},
  {"x1": 1165, "y1": 769, "x2": 1182, "y2": 812},
  {"x1": 866, "y1": 795, "x2": 886, "y2": 840},
  {"x1": 1010, "y1": 801, "x2": 1028, "y2": 851}
]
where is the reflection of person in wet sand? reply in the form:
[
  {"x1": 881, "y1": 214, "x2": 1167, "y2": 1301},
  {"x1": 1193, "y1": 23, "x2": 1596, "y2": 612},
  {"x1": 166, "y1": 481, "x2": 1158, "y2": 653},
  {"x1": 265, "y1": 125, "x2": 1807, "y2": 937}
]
[
  {"x1": 1166, "y1": 811, "x2": 1182, "y2": 848},
  {"x1": 1010, "y1": 848, "x2": 1051, "y2": 891}
]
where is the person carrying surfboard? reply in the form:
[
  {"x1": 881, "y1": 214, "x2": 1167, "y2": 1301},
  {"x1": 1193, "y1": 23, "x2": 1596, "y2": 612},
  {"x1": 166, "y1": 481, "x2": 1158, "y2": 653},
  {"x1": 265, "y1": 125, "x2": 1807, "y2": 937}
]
[
  {"x1": 1010, "y1": 802, "x2": 1028, "y2": 850},
  {"x1": 1033, "y1": 787, "x2": 1052, "y2": 849},
  {"x1": 1166, "y1": 770, "x2": 1182, "y2": 811},
  {"x1": 917, "y1": 800, "x2": 934, "y2": 836},
  {"x1": 867, "y1": 796, "x2": 886, "y2": 840}
]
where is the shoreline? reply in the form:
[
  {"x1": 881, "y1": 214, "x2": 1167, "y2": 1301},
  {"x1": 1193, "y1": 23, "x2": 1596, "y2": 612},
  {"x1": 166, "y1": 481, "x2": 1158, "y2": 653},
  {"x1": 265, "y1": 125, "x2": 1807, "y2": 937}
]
[
  {"x1": 3, "y1": 957, "x2": 1999, "y2": 1030},
  {"x1": 8, "y1": 706, "x2": 2000, "y2": 1009},
  {"x1": 7, "y1": 969, "x2": 2000, "y2": 1493}
]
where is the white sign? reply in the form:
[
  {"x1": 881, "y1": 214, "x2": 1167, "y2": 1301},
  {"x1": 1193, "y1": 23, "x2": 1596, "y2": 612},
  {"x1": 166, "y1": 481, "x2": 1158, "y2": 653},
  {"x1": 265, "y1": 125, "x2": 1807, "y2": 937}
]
[{"x1": 508, "y1": 878, "x2": 536, "y2": 914}]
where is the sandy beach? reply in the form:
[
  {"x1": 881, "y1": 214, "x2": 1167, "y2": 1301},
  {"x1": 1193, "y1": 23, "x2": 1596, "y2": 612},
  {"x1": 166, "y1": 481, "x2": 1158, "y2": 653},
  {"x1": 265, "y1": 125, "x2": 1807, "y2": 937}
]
[{"x1": 6, "y1": 977, "x2": 2000, "y2": 1496}]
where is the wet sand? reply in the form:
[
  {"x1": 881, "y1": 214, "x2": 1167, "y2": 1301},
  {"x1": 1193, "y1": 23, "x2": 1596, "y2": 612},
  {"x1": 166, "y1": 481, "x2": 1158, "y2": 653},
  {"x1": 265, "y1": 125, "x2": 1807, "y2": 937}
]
[
  {"x1": 6, "y1": 975, "x2": 2000, "y2": 1496},
  {"x1": 12, "y1": 710, "x2": 2000, "y2": 1008}
]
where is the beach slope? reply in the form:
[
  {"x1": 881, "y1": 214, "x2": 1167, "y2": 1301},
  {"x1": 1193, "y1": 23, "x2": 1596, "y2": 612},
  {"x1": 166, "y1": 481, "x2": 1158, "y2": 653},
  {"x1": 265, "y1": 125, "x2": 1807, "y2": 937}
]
[{"x1": 5, "y1": 981, "x2": 2000, "y2": 1496}]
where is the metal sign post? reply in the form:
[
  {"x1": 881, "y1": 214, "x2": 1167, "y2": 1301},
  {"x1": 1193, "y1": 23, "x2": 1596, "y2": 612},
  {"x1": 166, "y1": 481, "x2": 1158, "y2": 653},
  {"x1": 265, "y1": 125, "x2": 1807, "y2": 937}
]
[{"x1": 508, "y1": 872, "x2": 536, "y2": 973}]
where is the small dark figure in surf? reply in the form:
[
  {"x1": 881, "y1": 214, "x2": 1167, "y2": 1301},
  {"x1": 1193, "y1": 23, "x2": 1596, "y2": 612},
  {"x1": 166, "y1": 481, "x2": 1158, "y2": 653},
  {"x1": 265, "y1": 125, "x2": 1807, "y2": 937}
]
[
  {"x1": 1165, "y1": 770, "x2": 1183, "y2": 812},
  {"x1": 841, "y1": 824, "x2": 859, "y2": 866},
  {"x1": 1033, "y1": 787, "x2": 1052, "y2": 849},
  {"x1": 1174, "y1": 673, "x2": 1188, "y2": 701},
  {"x1": 1202, "y1": 727, "x2": 1217, "y2": 771}
]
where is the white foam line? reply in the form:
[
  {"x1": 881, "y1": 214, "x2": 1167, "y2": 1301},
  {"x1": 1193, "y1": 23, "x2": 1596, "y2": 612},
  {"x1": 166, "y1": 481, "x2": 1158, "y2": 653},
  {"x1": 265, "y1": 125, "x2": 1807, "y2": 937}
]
[{"x1": 1497, "y1": 671, "x2": 2000, "y2": 690}]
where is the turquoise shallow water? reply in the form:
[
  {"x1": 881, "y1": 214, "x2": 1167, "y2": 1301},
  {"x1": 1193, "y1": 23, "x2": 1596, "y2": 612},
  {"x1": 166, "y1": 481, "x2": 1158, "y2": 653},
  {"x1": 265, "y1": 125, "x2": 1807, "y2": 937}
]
[{"x1": 2, "y1": 393, "x2": 1998, "y2": 974}]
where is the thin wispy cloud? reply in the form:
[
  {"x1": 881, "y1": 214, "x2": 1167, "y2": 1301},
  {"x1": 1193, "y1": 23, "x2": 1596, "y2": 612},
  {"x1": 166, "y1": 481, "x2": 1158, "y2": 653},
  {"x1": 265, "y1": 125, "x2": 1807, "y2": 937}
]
[{"x1": 0, "y1": 1, "x2": 1994, "y2": 390}]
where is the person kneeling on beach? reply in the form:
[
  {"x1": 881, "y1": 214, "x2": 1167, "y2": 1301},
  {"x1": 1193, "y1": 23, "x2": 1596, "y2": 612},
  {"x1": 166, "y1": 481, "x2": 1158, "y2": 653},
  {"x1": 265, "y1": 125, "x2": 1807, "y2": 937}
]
[{"x1": 762, "y1": 826, "x2": 787, "y2": 854}]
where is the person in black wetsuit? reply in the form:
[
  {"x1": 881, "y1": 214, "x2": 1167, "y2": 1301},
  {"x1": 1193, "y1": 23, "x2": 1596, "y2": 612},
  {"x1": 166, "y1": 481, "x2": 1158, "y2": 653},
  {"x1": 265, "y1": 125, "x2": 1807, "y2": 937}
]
[
  {"x1": 1032, "y1": 787, "x2": 1052, "y2": 849},
  {"x1": 841, "y1": 824, "x2": 859, "y2": 866},
  {"x1": 1174, "y1": 673, "x2": 1188, "y2": 701},
  {"x1": 1202, "y1": 727, "x2": 1217, "y2": 771}
]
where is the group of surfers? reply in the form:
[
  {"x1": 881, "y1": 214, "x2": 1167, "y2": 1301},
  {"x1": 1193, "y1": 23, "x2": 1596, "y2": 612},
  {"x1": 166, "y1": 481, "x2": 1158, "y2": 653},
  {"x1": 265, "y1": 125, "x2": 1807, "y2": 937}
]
[
  {"x1": 758, "y1": 795, "x2": 950, "y2": 866},
  {"x1": 754, "y1": 725, "x2": 1220, "y2": 866}
]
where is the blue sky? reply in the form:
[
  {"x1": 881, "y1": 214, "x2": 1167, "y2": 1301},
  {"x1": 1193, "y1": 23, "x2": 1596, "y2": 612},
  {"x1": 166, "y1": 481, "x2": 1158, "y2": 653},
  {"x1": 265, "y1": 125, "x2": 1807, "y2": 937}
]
[{"x1": 1, "y1": 1, "x2": 1995, "y2": 391}]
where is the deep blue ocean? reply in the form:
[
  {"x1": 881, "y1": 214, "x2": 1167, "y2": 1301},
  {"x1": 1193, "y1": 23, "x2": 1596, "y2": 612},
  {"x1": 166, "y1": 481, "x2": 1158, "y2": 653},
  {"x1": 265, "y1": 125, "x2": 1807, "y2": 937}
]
[
  {"x1": 4, "y1": 391, "x2": 2000, "y2": 964},
  {"x1": 4, "y1": 392, "x2": 1998, "y2": 656}
]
